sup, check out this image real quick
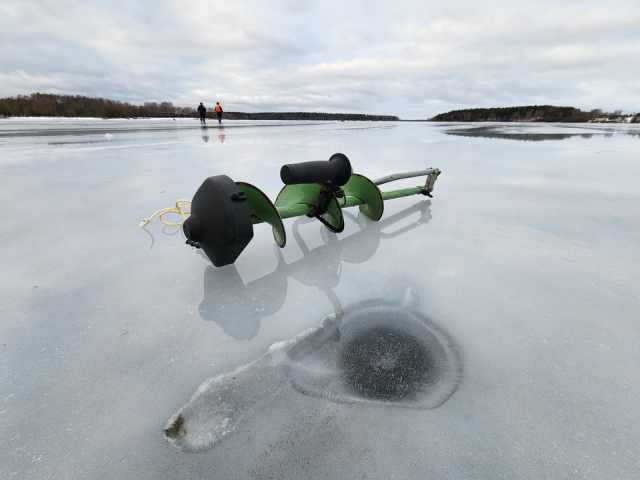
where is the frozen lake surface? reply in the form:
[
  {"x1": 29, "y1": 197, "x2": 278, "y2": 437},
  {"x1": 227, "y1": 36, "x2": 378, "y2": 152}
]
[{"x1": 1, "y1": 118, "x2": 640, "y2": 478}]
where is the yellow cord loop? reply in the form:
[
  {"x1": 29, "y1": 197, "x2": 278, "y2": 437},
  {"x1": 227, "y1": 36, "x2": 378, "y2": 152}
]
[{"x1": 139, "y1": 200, "x2": 191, "y2": 227}]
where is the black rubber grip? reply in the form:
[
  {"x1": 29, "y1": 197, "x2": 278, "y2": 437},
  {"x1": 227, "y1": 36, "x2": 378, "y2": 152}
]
[{"x1": 280, "y1": 153, "x2": 352, "y2": 186}]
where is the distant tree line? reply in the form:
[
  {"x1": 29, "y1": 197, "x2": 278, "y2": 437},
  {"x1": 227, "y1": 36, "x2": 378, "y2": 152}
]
[
  {"x1": 0, "y1": 93, "x2": 398, "y2": 121},
  {"x1": 430, "y1": 105, "x2": 639, "y2": 123},
  {"x1": 222, "y1": 111, "x2": 398, "y2": 121},
  {"x1": 0, "y1": 93, "x2": 196, "y2": 118}
]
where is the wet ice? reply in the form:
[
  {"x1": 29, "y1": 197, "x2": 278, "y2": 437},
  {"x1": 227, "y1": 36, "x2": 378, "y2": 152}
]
[{"x1": 2, "y1": 118, "x2": 640, "y2": 479}]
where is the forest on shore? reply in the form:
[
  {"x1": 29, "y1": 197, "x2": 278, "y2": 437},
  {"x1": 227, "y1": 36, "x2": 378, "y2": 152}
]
[
  {"x1": 430, "y1": 105, "x2": 638, "y2": 123},
  {"x1": 0, "y1": 93, "x2": 398, "y2": 121},
  {"x1": 222, "y1": 111, "x2": 398, "y2": 121}
]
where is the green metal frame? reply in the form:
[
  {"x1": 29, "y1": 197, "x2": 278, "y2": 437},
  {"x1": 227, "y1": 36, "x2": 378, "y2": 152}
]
[{"x1": 242, "y1": 170, "x2": 439, "y2": 247}]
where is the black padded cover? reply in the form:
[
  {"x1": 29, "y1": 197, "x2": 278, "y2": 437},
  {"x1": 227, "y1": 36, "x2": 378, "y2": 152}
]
[{"x1": 183, "y1": 175, "x2": 253, "y2": 267}]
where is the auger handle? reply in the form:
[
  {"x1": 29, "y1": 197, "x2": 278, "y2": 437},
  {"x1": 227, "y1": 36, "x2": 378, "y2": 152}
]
[{"x1": 280, "y1": 153, "x2": 352, "y2": 186}]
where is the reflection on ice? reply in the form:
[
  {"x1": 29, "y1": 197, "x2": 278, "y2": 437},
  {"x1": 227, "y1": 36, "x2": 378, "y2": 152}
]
[
  {"x1": 443, "y1": 124, "x2": 640, "y2": 142},
  {"x1": 199, "y1": 263, "x2": 286, "y2": 340},
  {"x1": 198, "y1": 200, "x2": 432, "y2": 340},
  {"x1": 200, "y1": 125, "x2": 212, "y2": 143},
  {"x1": 169, "y1": 202, "x2": 444, "y2": 452}
]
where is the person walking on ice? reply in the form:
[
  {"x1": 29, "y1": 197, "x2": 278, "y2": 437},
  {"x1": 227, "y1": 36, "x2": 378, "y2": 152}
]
[
  {"x1": 197, "y1": 103, "x2": 206, "y2": 123},
  {"x1": 215, "y1": 102, "x2": 223, "y2": 123}
]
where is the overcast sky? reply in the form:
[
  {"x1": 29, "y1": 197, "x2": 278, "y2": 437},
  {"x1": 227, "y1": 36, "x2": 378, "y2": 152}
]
[{"x1": 1, "y1": 0, "x2": 639, "y2": 118}]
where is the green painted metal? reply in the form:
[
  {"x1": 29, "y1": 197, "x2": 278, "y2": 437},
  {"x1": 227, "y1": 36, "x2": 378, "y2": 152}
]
[
  {"x1": 275, "y1": 183, "x2": 344, "y2": 233},
  {"x1": 381, "y1": 186, "x2": 424, "y2": 201},
  {"x1": 277, "y1": 204, "x2": 314, "y2": 219},
  {"x1": 236, "y1": 182, "x2": 286, "y2": 247},
  {"x1": 342, "y1": 174, "x2": 384, "y2": 221},
  {"x1": 321, "y1": 194, "x2": 344, "y2": 232},
  {"x1": 269, "y1": 176, "x2": 427, "y2": 235},
  {"x1": 342, "y1": 196, "x2": 365, "y2": 208},
  {"x1": 274, "y1": 183, "x2": 319, "y2": 209}
]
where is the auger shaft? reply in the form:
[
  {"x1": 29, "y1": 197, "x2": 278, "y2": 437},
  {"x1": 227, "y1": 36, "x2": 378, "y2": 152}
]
[{"x1": 373, "y1": 168, "x2": 439, "y2": 186}]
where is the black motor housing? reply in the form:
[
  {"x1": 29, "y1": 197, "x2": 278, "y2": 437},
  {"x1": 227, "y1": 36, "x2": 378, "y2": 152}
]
[{"x1": 183, "y1": 175, "x2": 253, "y2": 267}]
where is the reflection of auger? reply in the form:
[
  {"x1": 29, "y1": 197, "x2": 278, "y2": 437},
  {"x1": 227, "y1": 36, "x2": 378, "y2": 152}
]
[
  {"x1": 199, "y1": 200, "x2": 432, "y2": 340},
  {"x1": 182, "y1": 153, "x2": 441, "y2": 266}
]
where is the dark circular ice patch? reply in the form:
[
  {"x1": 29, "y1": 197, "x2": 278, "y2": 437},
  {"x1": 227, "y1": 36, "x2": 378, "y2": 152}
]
[
  {"x1": 339, "y1": 327, "x2": 433, "y2": 400},
  {"x1": 288, "y1": 299, "x2": 461, "y2": 409}
]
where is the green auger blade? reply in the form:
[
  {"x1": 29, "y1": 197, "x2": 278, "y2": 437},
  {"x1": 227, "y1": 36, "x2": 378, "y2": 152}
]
[
  {"x1": 236, "y1": 182, "x2": 286, "y2": 248},
  {"x1": 342, "y1": 174, "x2": 384, "y2": 221},
  {"x1": 274, "y1": 184, "x2": 344, "y2": 233},
  {"x1": 322, "y1": 194, "x2": 344, "y2": 233}
]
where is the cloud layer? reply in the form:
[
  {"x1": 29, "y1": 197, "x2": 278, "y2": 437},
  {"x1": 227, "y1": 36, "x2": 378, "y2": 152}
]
[{"x1": 1, "y1": 0, "x2": 639, "y2": 118}]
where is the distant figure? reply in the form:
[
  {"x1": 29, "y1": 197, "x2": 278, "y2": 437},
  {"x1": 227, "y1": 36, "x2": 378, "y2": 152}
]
[
  {"x1": 215, "y1": 102, "x2": 223, "y2": 123},
  {"x1": 197, "y1": 103, "x2": 206, "y2": 123}
]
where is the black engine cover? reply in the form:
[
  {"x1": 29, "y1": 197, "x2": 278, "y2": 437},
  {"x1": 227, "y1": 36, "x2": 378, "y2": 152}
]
[{"x1": 183, "y1": 175, "x2": 253, "y2": 267}]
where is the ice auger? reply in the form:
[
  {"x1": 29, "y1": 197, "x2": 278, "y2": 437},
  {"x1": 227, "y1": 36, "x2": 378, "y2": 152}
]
[{"x1": 182, "y1": 153, "x2": 441, "y2": 267}]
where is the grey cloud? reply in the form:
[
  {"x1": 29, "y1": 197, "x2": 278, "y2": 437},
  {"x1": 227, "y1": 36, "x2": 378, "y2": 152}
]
[{"x1": 1, "y1": 0, "x2": 639, "y2": 118}]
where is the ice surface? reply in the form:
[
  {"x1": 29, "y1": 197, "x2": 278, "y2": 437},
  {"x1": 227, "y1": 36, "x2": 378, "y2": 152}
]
[
  {"x1": 164, "y1": 313, "x2": 342, "y2": 452},
  {"x1": 1, "y1": 118, "x2": 640, "y2": 478},
  {"x1": 167, "y1": 290, "x2": 460, "y2": 452}
]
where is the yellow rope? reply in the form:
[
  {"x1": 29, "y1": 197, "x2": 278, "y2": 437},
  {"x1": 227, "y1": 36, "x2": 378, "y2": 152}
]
[{"x1": 139, "y1": 200, "x2": 191, "y2": 227}]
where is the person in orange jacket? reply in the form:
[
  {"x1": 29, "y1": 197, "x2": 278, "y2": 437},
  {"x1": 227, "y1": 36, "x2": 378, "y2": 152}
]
[{"x1": 215, "y1": 102, "x2": 223, "y2": 123}]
